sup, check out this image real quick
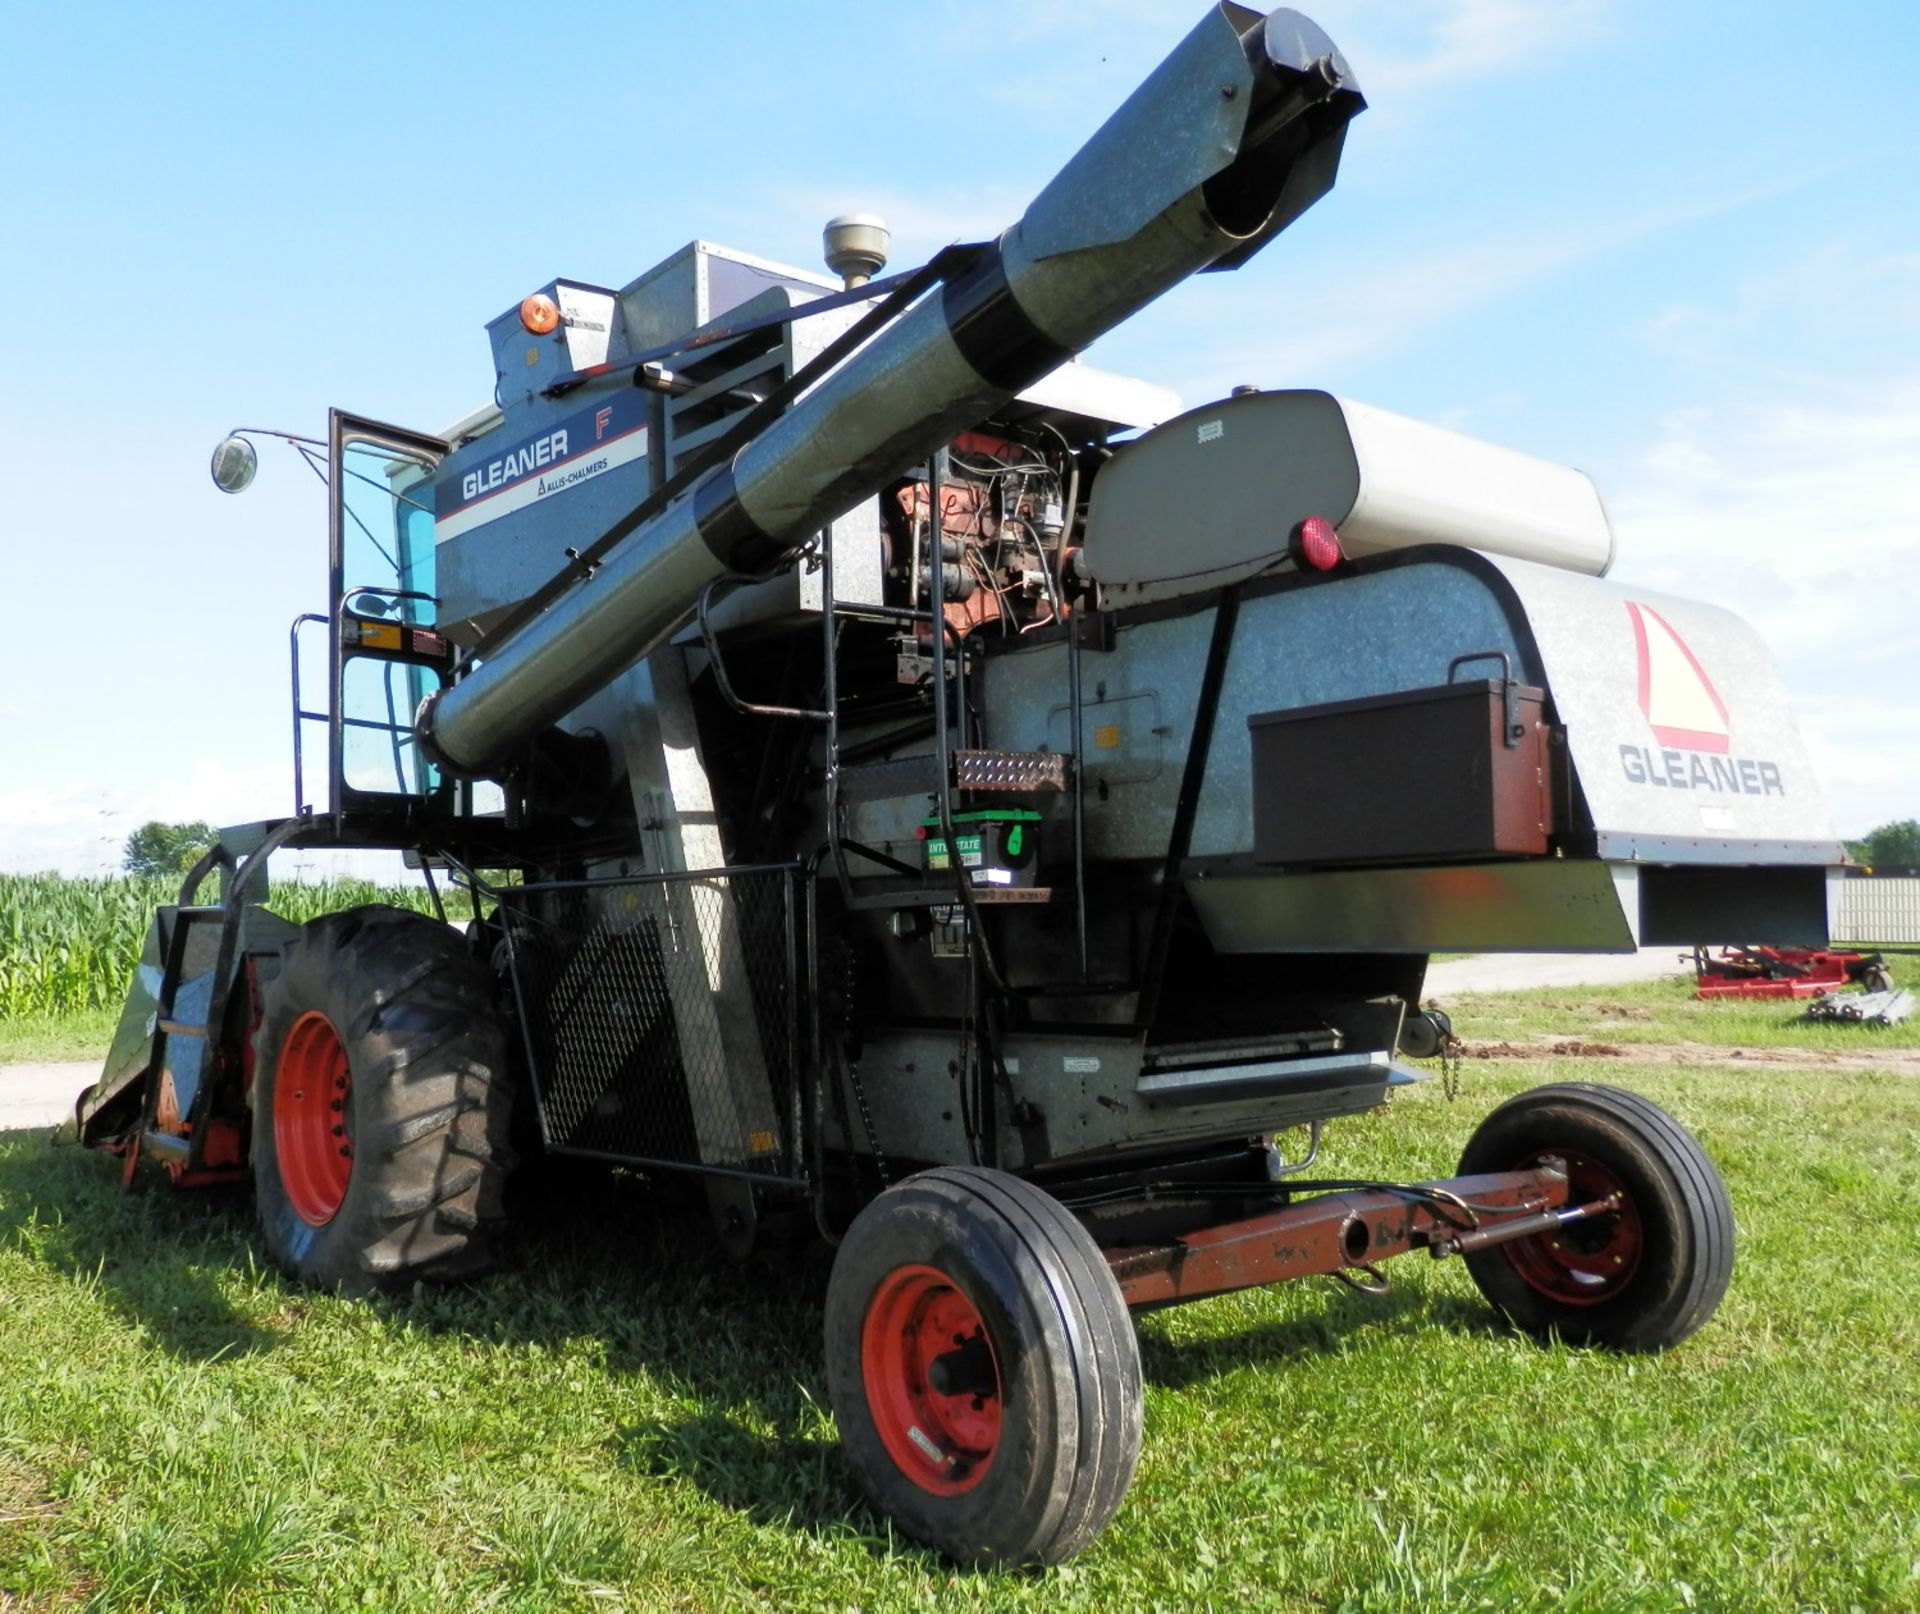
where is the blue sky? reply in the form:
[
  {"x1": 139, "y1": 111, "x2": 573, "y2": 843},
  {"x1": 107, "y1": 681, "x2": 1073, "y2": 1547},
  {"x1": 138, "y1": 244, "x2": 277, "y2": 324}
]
[{"x1": 1, "y1": 0, "x2": 1915, "y2": 875}]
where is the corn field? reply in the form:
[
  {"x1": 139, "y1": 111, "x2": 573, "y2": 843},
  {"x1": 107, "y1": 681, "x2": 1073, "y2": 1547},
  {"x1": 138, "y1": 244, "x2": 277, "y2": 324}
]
[{"x1": 0, "y1": 873, "x2": 441, "y2": 1020}]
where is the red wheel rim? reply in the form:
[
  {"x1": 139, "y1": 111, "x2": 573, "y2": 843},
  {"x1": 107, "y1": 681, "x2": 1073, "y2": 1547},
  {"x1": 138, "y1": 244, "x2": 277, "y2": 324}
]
[
  {"x1": 859, "y1": 1264, "x2": 1001, "y2": 1496},
  {"x1": 274, "y1": 1011, "x2": 353, "y2": 1227},
  {"x1": 1503, "y1": 1151, "x2": 1642, "y2": 1305}
]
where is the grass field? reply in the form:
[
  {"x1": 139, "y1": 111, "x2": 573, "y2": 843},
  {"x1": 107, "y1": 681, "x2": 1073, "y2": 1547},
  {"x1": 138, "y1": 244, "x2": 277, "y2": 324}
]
[
  {"x1": 1433, "y1": 948, "x2": 1920, "y2": 1057},
  {"x1": 3, "y1": 947, "x2": 1918, "y2": 1609},
  {"x1": 0, "y1": 875, "x2": 443, "y2": 1024}
]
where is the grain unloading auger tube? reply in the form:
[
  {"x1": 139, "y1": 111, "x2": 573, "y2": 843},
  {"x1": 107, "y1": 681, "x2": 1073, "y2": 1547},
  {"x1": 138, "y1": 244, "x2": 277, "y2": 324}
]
[{"x1": 414, "y1": 4, "x2": 1365, "y2": 779}]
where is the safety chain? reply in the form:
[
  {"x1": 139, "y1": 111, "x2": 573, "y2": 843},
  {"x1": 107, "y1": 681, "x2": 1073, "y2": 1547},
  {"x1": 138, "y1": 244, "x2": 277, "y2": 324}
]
[
  {"x1": 843, "y1": 1049, "x2": 892, "y2": 1188},
  {"x1": 1440, "y1": 1033, "x2": 1464, "y2": 1103}
]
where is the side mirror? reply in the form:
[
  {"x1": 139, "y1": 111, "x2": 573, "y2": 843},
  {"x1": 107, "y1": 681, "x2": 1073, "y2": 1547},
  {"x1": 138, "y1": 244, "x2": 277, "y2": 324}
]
[{"x1": 209, "y1": 434, "x2": 258, "y2": 494}]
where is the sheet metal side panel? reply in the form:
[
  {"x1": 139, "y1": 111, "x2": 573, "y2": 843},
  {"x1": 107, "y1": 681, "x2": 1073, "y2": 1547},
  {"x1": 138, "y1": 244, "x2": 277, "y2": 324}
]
[
  {"x1": 980, "y1": 559, "x2": 1534, "y2": 862},
  {"x1": 1184, "y1": 860, "x2": 1639, "y2": 953},
  {"x1": 1482, "y1": 555, "x2": 1843, "y2": 861}
]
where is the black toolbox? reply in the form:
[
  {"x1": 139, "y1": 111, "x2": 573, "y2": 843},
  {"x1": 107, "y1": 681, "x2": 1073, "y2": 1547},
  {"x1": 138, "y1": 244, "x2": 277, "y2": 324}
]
[{"x1": 1248, "y1": 663, "x2": 1554, "y2": 865}]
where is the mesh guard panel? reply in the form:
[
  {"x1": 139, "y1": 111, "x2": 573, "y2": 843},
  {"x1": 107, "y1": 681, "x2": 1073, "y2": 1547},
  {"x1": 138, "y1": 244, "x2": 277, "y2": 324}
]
[{"x1": 499, "y1": 866, "x2": 802, "y2": 1180}]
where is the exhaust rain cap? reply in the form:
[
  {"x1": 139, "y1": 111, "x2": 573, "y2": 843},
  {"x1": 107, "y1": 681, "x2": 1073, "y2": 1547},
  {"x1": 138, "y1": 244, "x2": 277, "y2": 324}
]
[{"x1": 823, "y1": 213, "x2": 890, "y2": 288}]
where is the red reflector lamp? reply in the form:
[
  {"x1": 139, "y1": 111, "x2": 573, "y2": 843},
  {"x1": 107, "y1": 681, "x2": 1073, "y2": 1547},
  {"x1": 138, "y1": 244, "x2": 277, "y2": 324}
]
[
  {"x1": 520, "y1": 293, "x2": 561, "y2": 335},
  {"x1": 1289, "y1": 515, "x2": 1343, "y2": 572}
]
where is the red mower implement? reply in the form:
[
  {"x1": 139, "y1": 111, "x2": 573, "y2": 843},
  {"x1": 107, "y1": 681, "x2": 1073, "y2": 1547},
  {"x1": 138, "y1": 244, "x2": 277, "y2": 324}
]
[{"x1": 1692, "y1": 945, "x2": 1891, "y2": 1001}]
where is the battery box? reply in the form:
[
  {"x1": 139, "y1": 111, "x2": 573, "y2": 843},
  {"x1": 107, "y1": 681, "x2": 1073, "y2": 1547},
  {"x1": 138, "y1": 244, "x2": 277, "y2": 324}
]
[{"x1": 919, "y1": 809, "x2": 1041, "y2": 889}]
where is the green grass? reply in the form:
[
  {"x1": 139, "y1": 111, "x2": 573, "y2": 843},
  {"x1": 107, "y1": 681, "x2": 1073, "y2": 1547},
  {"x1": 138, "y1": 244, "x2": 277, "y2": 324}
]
[
  {"x1": 0, "y1": 1011, "x2": 119, "y2": 1066},
  {"x1": 1434, "y1": 948, "x2": 1920, "y2": 1055},
  {"x1": 2, "y1": 1058, "x2": 1916, "y2": 1612}
]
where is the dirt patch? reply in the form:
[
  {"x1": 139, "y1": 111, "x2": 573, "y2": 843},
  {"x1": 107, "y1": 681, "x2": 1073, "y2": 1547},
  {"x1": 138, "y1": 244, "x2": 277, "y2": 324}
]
[
  {"x1": 1462, "y1": 1039, "x2": 1624, "y2": 1059},
  {"x1": 0, "y1": 1452, "x2": 59, "y2": 1526},
  {"x1": 1455, "y1": 1038, "x2": 1920, "y2": 1078}
]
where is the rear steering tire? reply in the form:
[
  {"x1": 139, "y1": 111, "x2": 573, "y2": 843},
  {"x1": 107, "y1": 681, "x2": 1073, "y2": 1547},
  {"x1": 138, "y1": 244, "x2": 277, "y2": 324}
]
[
  {"x1": 1457, "y1": 1083, "x2": 1733, "y2": 1351},
  {"x1": 251, "y1": 905, "x2": 514, "y2": 1295},
  {"x1": 824, "y1": 1166, "x2": 1142, "y2": 1566}
]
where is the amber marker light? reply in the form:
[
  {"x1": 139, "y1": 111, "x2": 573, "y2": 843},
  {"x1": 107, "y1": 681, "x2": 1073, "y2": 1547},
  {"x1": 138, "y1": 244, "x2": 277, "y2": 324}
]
[{"x1": 520, "y1": 293, "x2": 560, "y2": 335}]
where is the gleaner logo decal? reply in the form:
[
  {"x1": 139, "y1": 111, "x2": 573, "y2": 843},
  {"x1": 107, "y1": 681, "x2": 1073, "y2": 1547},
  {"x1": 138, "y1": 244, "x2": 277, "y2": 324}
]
[
  {"x1": 433, "y1": 390, "x2": 650, "y2": 545},
  {"x1": 1618, "y1": 602, "x2": 1785, "y2": 797},
  {"x1": 1628, "y1": 601, "x2": 1729, "y2": 752}
]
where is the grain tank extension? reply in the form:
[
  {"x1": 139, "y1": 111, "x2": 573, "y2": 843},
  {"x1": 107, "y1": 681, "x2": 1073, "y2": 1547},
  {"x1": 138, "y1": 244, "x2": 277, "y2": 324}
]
[{"x1": 80, "y1": 3, "x2": 1837, "y2": 1567}]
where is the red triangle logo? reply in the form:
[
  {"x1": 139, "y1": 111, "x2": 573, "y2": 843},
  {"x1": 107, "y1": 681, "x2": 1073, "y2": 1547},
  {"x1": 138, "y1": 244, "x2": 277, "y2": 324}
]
[{"x1": 1627, "y1": 602, "x2": 1730, "y2": 754}]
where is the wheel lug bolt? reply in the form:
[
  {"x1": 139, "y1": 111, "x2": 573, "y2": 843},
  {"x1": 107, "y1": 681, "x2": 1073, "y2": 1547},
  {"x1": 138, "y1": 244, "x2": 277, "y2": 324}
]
[
  {"x1": 333, "y1": 1125, "x2": 345, "y2": 1136},
  {"x1": 339, "y1": 1146, "x2": 351, "y2": 1158},
  {"x1": 331, "y1": 1100, "x2": 343, "y2": 1112}
]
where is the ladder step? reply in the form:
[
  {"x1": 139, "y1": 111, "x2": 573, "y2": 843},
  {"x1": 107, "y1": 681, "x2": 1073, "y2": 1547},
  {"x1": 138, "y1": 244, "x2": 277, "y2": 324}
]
[
  {"x1": 1135, "y1": 1050, "x2": 1405, "y2": 1106},
  {"x1": 837, "y1": 750, "x2": 1073, "y2": 804},
  {"x1": 843, "y1": 880, "x2": 1054, "y2": 912},
  {"x1": 157, "y1": 1019, "x2": 207, "y2": 1039},
  {"x1": 955, "y1": 750, "x2": 1069, "y2": 792},
  {"x1": 140, "y1": 1130, "x2": 191, "y2": 1162},
  {"x1": 837, "y1": 754, "x2": 943, "y2": 805}
]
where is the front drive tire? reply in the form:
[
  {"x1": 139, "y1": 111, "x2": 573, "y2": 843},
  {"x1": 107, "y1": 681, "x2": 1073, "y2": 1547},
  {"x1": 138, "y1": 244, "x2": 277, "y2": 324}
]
[
  {"x1": 824, "y1": 1167, "x2": 1142, "y2": 1567},
  {"x1": 1457, "y1": 1083, "x2": 1733, "y2": 1352},
  {"x1": 251, "y1": 905, "x2": 514, "y2": 1295}
]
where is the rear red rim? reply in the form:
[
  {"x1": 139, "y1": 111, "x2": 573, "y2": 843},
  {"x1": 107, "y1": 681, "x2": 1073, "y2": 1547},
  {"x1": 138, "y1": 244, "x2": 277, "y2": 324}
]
[
  {"x1": 274, "y1": 1011, "x2": 353, "y2": 1226},
  {"x1": 860, "y1": 1264, "x2": 1001, "y2": 1496},
  {"x1": 1503, "y1": 1151, "x2": 1642, "y2": 1305}
]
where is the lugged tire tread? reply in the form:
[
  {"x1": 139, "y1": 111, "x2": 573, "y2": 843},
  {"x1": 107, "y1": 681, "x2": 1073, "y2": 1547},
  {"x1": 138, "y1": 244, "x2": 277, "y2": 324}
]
[{"x1": 250, "y1": 905, "x2": 514, "y2": 1295}]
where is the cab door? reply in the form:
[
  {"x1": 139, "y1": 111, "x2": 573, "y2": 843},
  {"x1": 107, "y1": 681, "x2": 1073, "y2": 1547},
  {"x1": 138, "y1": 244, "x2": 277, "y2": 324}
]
[{"x1": 326, "y1": 410, "x2": 455, "y2": 827}]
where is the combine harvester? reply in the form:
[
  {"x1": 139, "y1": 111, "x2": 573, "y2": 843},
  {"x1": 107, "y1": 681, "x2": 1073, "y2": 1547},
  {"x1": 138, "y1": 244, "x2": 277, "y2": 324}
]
[{"x1": 80, "y1": 5, "x2": 1844, "y2": 1564}]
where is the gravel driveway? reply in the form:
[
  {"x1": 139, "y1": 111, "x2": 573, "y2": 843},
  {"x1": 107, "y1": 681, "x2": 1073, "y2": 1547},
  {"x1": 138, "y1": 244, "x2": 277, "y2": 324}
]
[
  {"x1": 1423, "y1": 945, "x2": 1692, "y2": 999},
  {"x1": 0, "y1": 1062, "x2": 97, "y2": 1133}
]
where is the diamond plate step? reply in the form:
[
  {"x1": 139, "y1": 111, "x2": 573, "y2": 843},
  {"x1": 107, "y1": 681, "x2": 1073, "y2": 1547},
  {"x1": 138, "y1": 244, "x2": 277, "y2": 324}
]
[{"x1": 954, "y1": 750, "x2": 1069, "y2": 793}]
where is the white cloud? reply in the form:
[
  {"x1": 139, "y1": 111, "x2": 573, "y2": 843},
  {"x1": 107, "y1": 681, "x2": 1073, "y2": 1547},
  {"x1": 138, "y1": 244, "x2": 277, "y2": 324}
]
[
  {"x1": 1153, "y1": 169, "x2": 1826, "y2": 398},
  {"x1": 1608, "y1": 380, "x2": 1920, "y2": 835},
  {"x1": 0, "y1": 758, "x2": 425, "y2": 886},
  {"x1": 1355, "y1": 0, "x2": 1614, "y2": 100},
  {"x1": 925, "y1": 0, "x2": 1614, "y2": 107},
  {"x1": 1641, "y1": 244, "x2": 1920, "y2": 397},
  {"x1": 0, "y1": 759, "x2": 290, "y2": 877},
  {"x1": 743, "y1": 0, "x2": 1628, "y2": 279}
]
